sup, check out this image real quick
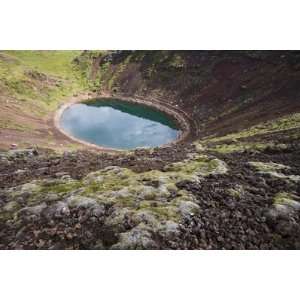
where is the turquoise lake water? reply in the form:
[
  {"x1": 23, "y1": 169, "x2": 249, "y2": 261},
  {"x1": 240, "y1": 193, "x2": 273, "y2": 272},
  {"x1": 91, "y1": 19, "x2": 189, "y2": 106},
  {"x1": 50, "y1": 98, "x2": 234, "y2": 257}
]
[{"x1": 60, "y1": 99, "x2": 179, "y2": 150}]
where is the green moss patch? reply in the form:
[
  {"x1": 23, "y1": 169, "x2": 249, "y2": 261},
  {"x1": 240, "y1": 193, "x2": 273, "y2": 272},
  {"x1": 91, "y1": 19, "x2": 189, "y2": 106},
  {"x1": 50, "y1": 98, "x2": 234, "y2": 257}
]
[
  {"x1": 204, "y1": 113, "x2": 300, "y2": 144},
  {"x1": 1, "y1": 154, "x2": 228, "y2": 227},
  {"x1": 273, "y1": 192, "x2": 300, "y2": 210},
  {"x1": 248, "y1": 161, "x2": 300, "y2": 182}
]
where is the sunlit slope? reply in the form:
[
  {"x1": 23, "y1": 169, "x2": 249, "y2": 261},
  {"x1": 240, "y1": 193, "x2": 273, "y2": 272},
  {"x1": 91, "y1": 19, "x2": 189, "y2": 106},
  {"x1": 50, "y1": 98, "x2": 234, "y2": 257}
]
[
  {"x1": 0, "y1": 50, "x2": 89, "y2": 149},
  {"x1": 0, "y1": 50, "x2": 86, "y2": 112}
]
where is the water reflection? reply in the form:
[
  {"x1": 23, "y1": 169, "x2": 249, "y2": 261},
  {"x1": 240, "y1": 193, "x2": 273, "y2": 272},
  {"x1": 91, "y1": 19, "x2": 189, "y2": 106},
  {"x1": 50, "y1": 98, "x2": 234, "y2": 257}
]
[{"x1": 60, "y1": 99, "x2": 179, "y2": 149}]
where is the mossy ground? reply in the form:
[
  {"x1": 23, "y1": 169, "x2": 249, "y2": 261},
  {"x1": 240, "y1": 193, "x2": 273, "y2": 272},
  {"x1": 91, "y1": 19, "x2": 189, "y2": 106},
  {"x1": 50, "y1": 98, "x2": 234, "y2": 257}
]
[
  {"x1": 0, "y1": 153, "x2": 227, "y2": 224},
  {"x1": 248, "y1": 161, "x2": 300, "y2": 182},
  {"x1": 192, "y1": 112, "x2": 300, "y2": 156},
  {"x1": 204, "y1": 113, "x2": 300, "y2": 144},
  {"x1": 272, "y1": 192, "x2": 300, "y2": 214},
  {"x1": 273, "y1": 192, "x2": 298, "y2": 205}
]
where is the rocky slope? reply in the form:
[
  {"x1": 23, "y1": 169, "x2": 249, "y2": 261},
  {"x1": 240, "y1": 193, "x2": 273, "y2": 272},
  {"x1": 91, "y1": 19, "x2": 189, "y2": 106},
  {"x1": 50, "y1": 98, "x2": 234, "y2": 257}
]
[{"x1": 0, "y1": 51, "x2": 300, "y2": 249}]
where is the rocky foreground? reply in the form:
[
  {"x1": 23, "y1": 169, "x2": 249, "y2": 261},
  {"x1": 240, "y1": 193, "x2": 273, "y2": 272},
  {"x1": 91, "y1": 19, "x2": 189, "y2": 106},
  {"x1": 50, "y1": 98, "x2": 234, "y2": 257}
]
[{"x1": 1, "y1": 138, "x2": 299, "y2": 249}]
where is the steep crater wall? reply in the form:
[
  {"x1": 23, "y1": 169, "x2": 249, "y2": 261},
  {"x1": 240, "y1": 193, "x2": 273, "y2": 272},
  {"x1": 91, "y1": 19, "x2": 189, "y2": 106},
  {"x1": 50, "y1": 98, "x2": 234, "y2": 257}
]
[{"x1": 81, "y1": 51, "x2": 300, "y2": 141}]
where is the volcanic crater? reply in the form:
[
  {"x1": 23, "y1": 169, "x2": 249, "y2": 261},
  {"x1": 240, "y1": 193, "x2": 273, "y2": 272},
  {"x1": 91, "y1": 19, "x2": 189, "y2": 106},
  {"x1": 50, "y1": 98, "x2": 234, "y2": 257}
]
[{"x1": 0, "y1": 50, "x2": 300, "y2": 249}]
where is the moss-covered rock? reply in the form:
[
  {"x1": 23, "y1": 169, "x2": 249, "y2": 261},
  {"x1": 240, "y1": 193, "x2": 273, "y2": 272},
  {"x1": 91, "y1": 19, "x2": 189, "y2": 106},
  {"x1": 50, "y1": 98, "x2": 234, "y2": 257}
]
[
  {"x1": 164, "y1": 154, "x2": 228, "y2": 182},
  {"x1": 111, "y1": 223, "x2": 159, "y2": 250},
  {"x1": 266, "y1": 192, "x2": 300, "y2": 223},
  {"x1": 0, "y1": 153, "x2": 229, "y2": 249},
  {"x1": 248, "y1": 161, "x2": 290, "y2": 172},
  {"x1": 248, "y1": 161, "x2": 300, "y2": 182},
  {"x1": 274, "y1": 192, "x2": 300, "y2": 210},
  {"x1": 227, "y1": 185, "x2": 245, "y2": 199}
]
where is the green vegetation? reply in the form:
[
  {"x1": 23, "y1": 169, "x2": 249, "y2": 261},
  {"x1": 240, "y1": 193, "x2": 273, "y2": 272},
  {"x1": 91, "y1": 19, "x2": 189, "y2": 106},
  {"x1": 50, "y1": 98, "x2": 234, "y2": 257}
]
[
  {"x1": 5, "y1": 51, "x2": 82, "y2": 77},
  {"x1": 227, "y1": 185, "x2": 244, "y2": 199},
  {"x1": 107, "y1": 54, "x2": 132, "y2": 91},
  {"x1": 204, "y1": 113, "x2": 300, "y2": 144},
  {"x1": 0, "y1": 119, "x2": 37, "y2": 131},
  {"x1": 0, "y1": 153, "x2": 228, "y2": 223},
  {"x1": 0, "y1": 50, "x2": 89, "y2": 113},
  {"x1": 164, "y1": 154, "x2": 228, "y2": 181},
  {"x1": 248, "y1": 161, "x2": 290, "y2": 173},
  {"x1": 72, "y1": 50, "x2": 105, "y2": 91},
  {"x1": 273, "y1": 192, "x2": 300, "y2": 209},
  {"x1": 249, "y1": 161, "x2": 300, "y2": 182},
  {"x1": 0, "y1": 51, "x2": 96, "y2": 146},
  {"x1": 274, "y1": 192, "x2": 295, "y2": 205},
  {"x1": 196, "y1": 112, "x2": 300, "y2": 155},
  {"x1": 39, "y1": 180, "x2": 83, "y2": 195},
  {"x1": 168, "y1": 53, "x2": 185, "y2": 68},
  {"x1": 209, "y1": 142, "x2": 264, "y2": 154}
]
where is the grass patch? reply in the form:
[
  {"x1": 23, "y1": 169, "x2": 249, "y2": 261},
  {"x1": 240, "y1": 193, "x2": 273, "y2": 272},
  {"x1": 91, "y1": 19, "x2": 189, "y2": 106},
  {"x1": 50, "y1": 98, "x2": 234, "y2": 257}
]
[
  {"x1": 204, "y1": 113, "x2": 300, "y2": 143},
  {"x1": 3, "y1": 51, "x2": 82, "y2": 78},
  {"x1": 0, "y1": 50, "x2": 89, "y2": 115}
]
